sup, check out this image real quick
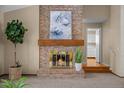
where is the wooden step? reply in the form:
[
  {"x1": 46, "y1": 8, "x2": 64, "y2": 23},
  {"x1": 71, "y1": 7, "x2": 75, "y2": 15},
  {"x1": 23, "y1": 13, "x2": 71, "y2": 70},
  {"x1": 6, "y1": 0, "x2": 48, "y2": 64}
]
[{"x1": 82, "y1": 64, "x2": 111, "y2": 73}]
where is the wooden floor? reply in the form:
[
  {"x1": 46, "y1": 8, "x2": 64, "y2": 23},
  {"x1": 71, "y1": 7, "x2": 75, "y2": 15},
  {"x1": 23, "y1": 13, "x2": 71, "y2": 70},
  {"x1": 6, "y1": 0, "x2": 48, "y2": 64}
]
[
  {"x1": 83, "y1": 58, "x2": 111, "y2": 73},
  {"x1": 87, "y1": 58, "x2": 99, "y2": 66}
]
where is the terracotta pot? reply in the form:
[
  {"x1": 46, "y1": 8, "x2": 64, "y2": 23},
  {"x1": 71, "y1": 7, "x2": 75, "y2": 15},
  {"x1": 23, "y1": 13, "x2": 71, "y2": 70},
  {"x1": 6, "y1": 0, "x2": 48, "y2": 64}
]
[{"x1": 9, "y1": 66, "x2": 22, "y2": 80}]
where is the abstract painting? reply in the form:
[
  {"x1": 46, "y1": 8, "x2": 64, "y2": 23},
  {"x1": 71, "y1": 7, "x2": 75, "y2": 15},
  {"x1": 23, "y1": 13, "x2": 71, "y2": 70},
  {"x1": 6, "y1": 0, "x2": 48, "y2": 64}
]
[{"x1": 50, "y1": 11, "x2": 72, "y2": 39}]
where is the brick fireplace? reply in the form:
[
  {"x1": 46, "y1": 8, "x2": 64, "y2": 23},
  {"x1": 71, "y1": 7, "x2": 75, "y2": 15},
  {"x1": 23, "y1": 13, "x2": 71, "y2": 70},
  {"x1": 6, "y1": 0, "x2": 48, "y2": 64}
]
[
  {"x1": 38, "y1": 5, "x2": 84, "y2": 75},
  {"x1": 40, "y1": 46, "x2": 77, "y2": 69}
]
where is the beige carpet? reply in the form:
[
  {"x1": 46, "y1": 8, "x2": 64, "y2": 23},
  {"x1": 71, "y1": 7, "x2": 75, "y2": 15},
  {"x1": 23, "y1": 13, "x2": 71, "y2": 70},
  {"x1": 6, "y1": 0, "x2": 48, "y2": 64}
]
[
  {"x1": 25, "y1": 73, "x2": 124, "y2": 88},
  {"x1": 0, "y1": 73, "x2": 124, "y2": 88}
]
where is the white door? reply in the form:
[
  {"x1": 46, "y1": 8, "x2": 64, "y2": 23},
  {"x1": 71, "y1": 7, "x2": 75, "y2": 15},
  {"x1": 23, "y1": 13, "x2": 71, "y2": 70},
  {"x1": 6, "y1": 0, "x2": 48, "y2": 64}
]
[{"x1": 86, "y1": 28, "x2": 101, "y2": 63}]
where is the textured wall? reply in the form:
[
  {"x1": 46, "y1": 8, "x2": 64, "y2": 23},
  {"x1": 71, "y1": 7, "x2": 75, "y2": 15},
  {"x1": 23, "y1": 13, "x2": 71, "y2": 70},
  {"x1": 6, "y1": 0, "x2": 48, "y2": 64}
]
[
  {"x1": 39, "y1": 5, "x2": 83, "y2": 68},
  {"x1": 39, "y1": 5, "x2": 83, "y2": 39}
]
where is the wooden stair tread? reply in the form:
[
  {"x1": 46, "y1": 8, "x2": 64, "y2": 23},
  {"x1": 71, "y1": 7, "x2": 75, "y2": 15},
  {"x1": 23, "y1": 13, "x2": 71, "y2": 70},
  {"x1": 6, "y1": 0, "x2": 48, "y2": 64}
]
[
  {"x1": 82, "y1": 64, "x2": 111, "y2": 73},
  {"x1": 83, "y1": 63, "x2": 108, "y2": 67}
]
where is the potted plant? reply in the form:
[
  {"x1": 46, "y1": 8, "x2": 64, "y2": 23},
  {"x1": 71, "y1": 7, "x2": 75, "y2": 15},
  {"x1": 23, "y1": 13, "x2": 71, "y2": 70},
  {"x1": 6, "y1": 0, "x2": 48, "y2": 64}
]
[
  {"x1": 5, "y1": 19, "x2": 28, "y2": 80},
  {"x1": 75, "y1": 47, "x2": 83, "y2": 71}
]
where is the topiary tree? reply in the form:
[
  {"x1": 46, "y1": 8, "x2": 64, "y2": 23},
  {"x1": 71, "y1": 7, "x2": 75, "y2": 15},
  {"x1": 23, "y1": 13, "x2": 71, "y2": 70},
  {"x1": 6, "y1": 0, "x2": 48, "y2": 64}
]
[{"x1": 5, "y1": 19, "x2": 28, "y2": 67}]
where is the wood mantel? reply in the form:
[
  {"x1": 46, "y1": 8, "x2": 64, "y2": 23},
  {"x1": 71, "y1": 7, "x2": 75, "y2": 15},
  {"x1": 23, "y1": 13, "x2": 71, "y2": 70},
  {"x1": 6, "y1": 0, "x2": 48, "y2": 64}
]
[{"x1": 38, "y1": 39, "x2": 84, "y2": 46}]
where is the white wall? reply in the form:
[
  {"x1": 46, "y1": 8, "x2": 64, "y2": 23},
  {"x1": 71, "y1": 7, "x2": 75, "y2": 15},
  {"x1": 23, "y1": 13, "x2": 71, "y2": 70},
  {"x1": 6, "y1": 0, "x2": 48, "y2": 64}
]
[
  {"x1": 102, "y1": 19, "x2": 111, "y2": 66},
  {"x1": 83, "y1": 5, "x2": 110, "y2": 23},
  {"x1": 102, "y1": 6, "x2": 124, "y2": 77},
  {"x1": 0, "y1": 5, "x2": 30, "y2": 12},
  {"x1": 102, "y1": 6, "x2": 121, "y2": 72},
  {"x1": 110, "y1": 6, "x2": 123, "y2": 76},
  {"x1": 4, "y1": 6, "x2": 39, "y2": 74},
  {"x1": 0, "y1": 12, "x2": 4, "y2": 75},
  {"x1": 119, "y1": 6, "x2": 124, "y2": 76}
]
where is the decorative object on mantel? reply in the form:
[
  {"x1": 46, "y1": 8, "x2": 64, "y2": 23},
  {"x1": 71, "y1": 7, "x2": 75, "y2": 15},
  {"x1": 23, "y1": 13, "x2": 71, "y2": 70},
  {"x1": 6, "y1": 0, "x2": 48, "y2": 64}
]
[
  {"x1": 50, "y1": 11, "x2": 72, "y2": 39},
  {"x1": 5, "y1": 19, "x2": 28, "y2": 80},
  {"x1": 75, "y1": 47, "x2": 84, "y2": 71},
  {"x1": 38, "y1": 39, "x2": 84, "y2": 46}
]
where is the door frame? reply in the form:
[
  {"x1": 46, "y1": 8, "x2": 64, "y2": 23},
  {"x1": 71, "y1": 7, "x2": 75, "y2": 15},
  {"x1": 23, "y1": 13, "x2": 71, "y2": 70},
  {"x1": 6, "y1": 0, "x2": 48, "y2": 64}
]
[{"x1": 86, "y1": 27, "x2": 102, "y2": 64}]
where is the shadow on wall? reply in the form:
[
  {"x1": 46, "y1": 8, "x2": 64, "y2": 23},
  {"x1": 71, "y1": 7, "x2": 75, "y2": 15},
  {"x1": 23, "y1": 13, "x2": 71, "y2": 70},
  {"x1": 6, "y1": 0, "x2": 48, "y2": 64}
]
[
  {"x1": 0, "y1": 22, "x2": 5, "y2": 75},
  {"x1": 0, "y1": 20, "x2": 5, "y2": 41},
  {"x1": 0, "y1": 23, "x2": 3, "y2": 40}
]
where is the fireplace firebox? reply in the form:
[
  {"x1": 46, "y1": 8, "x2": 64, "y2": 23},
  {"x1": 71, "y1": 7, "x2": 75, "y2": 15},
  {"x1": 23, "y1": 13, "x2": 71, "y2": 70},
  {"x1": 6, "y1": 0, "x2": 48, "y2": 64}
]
[{"x1": 49, "y1": 50, "x2": 73, "y2": 68}]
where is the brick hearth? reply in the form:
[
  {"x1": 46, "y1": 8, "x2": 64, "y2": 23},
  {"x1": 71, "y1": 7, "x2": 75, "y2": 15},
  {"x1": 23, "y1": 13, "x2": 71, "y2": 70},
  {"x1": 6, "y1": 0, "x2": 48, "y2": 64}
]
[{"x1": 37, "y1": 68, "x2": 84, "y2": 77}]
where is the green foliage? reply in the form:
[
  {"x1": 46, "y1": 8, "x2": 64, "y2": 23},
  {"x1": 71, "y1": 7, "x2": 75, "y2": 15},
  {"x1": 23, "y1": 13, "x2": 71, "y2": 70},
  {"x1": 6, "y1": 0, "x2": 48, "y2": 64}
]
[
  {"x1": 75, "y1": 47, "x2": 83, "y2": 63},
  {"x1": 0, "y1": 77, "x2": 28, "y2": 88},
  {"x1": 5, "y1": 19, "x2": 28, "y2": 44}
]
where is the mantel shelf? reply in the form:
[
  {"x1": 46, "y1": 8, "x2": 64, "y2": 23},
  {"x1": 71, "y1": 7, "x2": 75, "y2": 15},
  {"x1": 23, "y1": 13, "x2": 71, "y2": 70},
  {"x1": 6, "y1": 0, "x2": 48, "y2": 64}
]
[{"x1": 38, "y1": 39, "x2": 84, "y2": 46}]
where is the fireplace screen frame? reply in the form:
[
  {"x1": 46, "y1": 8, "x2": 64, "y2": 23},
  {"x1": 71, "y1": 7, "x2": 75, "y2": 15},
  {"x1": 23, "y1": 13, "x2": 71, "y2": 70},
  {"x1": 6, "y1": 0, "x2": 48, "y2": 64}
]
[{"x1": 49, "y1": 50, "x2": 73, "y2": 68}]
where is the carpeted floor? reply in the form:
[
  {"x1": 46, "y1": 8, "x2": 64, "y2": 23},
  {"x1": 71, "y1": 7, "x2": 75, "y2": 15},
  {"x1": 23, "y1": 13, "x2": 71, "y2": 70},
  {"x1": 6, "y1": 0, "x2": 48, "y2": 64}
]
[{"x1": 0, "y1": 73, "x2": 124, "y2": 88}]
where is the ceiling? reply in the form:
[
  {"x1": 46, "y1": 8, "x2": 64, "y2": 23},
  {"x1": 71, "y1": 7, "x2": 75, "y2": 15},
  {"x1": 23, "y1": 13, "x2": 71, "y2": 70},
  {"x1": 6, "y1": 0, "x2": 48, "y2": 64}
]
[
  {"x1": 0, "y1": 5, "x2": 109, "y2": 24},
  {"x1": 82, "y1": 17, "x2": 107, "y2": 24},
  {"x1": 0, "y1": 5, "x2": 30, "y2": 12}
]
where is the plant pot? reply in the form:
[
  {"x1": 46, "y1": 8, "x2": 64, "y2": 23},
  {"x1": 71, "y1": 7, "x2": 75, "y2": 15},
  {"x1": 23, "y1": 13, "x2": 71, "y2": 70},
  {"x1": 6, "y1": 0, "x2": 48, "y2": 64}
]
[
  {"x1": 75, "y1": 63, "x2": 82, "y2": 71},
  {"x1": 9, "y1": 66, "x2": 22, "y2": 80}
]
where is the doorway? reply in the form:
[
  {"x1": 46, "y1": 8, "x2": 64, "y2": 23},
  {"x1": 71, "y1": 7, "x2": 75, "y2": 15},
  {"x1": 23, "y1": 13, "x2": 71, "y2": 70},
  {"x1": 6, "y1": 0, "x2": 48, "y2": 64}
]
[{"x1": 86, "y1": 28, "x2": 101, "y2": 66}]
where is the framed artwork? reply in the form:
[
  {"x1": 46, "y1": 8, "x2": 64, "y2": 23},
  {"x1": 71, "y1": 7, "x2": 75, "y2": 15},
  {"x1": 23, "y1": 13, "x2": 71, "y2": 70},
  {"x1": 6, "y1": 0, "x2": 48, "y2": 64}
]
[{"x1": 50, "y1": 11, "x2": 72, "y2": 39}]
